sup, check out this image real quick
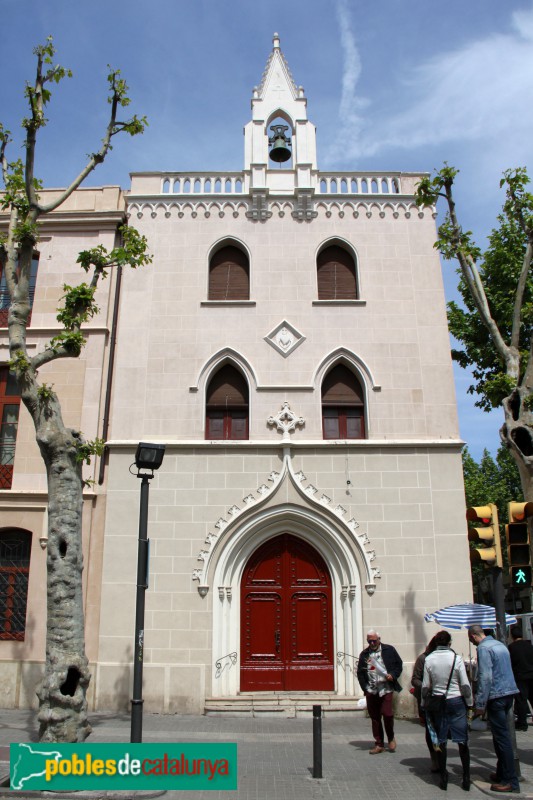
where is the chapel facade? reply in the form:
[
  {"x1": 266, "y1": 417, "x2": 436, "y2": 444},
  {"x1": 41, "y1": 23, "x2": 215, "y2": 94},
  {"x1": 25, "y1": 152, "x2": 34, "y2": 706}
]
[{"x1": 0, "y1": 35, "x2": 472, "y2": 714}]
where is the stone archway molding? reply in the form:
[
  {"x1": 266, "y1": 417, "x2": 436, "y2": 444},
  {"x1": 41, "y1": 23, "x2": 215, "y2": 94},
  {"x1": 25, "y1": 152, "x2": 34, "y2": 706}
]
[{"x1": 192, "y1": 445, "x2": 380, "y2": 597}]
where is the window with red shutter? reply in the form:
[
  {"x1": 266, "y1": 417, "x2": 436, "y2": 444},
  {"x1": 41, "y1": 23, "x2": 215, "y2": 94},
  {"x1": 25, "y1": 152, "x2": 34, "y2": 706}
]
[
  {"x1": 0, "y1": 529, "x2": 31, "y2": 641},
  {"x1": 206, "y1": 365, "x2": 249, "y2": 440},
  {"x1": 0, "y1": 368, "x2": 21, "y2": 489},
  {"x1": 208, "y1": 245, "x2": 249, "y2": 301},
  {"x1": 317, "y1": 245, "x2": 357, "y2": 300},
  {"x1": 322, "y1": 364, "x2": 365, "y2": 439}
]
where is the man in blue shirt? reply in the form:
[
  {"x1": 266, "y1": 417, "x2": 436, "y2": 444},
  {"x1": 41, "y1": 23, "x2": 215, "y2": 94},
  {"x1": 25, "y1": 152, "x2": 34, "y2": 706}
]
[{"x1": 468, "y1": 625, "x2": 519, "y2": 793}]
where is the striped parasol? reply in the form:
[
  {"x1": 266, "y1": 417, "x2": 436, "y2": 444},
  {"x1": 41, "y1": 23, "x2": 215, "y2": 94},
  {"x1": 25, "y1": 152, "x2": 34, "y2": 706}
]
[{"x1": 424, "y1": 603, "x2": 517, "y2": 630}]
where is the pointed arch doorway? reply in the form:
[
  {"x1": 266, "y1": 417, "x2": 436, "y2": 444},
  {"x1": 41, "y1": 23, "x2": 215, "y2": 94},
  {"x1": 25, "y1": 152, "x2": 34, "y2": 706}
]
[{"x1": 240, "y1": 533, "x2": 334, "y2": 692}]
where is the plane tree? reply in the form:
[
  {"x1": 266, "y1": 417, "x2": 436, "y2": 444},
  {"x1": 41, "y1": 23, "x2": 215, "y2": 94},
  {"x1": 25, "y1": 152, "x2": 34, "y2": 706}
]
[
  {"x1": 416, "y1": 166, "x2": 533, "y2": 499},
  {"x1": 0, "y1": 38, "x2": 151, "y2": 742}
]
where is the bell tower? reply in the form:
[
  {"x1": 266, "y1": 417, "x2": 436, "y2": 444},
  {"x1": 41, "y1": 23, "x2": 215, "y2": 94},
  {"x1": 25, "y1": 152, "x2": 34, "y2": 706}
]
[{"x1": 244, "y1": 34, "x2": 318, "y2": 198}]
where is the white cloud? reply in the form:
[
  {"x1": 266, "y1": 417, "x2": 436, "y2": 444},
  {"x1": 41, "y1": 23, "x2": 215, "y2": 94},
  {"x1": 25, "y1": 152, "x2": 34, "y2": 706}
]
[
  {"x1": 329, "y1": 0, "x2": 366, "y2": 162},
  {"x1": 336, "y1": 0, "x2": 363, "y2": 124},
  {"x1": 327, "y1": 3, "x2": 533, "y2": 167}
]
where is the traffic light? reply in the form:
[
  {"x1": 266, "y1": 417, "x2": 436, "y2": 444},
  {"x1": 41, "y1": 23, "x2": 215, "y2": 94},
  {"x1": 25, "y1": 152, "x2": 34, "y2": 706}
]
[
  {"x1": 506, "y1": 502, "x2": 533, "y2": 588},
  {"x1": 466, "y1": 504, "x2": 503, "y2": 568}
]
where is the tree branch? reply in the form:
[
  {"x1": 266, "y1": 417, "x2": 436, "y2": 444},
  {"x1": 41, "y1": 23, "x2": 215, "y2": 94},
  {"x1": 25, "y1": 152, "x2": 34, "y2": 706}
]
[
  {"x1": 512, "y1": 241, "x2": 533, "y2": 351},
  {"x1": 31, "y1": 344, "x2": 75, "y2": 371},
  {"x1": 0, "y1": 130, "x2": 10, "y2": 186},
  {"x1": 24, "y1": 49, "x2": 44, "y2": 211},
  {"x1": 37, "y1": 92, "x2": 118, "y2": 214},
  {"x1": 443, "y1": 180, "x2": 516, "y2": 376},
  {"x1": 37, "y1": 70, "x2": 144, "y2": 216}
]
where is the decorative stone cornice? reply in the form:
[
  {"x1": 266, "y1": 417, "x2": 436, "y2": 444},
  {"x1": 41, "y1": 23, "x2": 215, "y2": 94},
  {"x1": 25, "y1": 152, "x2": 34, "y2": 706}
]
[{"x1": 126, "y1": 197, "x2": 424, "y2": 222}]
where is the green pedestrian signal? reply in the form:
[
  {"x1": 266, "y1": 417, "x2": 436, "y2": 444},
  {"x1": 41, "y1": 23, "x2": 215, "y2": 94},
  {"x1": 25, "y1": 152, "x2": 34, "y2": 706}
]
[
  {"x1": 511, "y1": 566, "x2": 532, "y2": 588},
  {"x1": 506, "y1": 503, "x2": 533, "y2": 588}
]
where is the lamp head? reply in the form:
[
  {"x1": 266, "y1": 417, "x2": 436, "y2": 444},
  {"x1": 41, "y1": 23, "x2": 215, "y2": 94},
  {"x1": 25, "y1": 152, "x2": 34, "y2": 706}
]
[{"x1": 135, "y1": 442, "x2": 166, "y2": 472}]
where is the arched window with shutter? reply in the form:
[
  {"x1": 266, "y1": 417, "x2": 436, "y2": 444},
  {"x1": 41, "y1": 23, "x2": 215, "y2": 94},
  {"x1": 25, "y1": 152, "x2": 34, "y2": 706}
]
[
  {"x1": 208, "y1": 245, "x2": 250, "y2": 301},
  {"x1": 321, "y1": 364, "x2": 365, "y2": 439},
  {"x1": 317, "y1": 245, "x2": 357, "y2": 300},
  {"x1": 0, "y1": 529, "x2": 31, "y2": 640},
  {"x1": 206, "y1": 364, "x2": 249, "y2": 440},
  {"x1": 0, "y1": 367, "x2": 21, "y2": 489}
]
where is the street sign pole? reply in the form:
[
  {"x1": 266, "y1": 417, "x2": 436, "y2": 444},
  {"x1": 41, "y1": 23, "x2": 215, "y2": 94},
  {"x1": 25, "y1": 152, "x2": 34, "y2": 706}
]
[{"x1": 491, "y1": 566, "x2": 507, "y2": 643}]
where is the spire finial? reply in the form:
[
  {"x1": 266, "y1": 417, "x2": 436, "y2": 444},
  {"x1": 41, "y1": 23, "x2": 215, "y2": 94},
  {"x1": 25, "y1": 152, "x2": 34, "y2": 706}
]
[{"x1": 273, "y1": 32, "x2": 280, "y2": 49}]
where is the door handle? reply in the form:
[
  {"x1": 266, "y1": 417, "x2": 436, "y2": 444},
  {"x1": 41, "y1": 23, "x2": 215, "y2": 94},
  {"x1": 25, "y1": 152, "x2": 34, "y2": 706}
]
[{"x1": 275, "y1": 630, "x2": 281, "y2": 652}]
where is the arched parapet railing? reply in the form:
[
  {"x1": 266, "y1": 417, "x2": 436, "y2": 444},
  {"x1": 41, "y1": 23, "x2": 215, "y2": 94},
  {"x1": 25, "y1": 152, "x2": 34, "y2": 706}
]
[
  {"x1": 156, "y1": 174, "x2": 246, "y2": 195},
  {"x1": 317, "y1": 173, "x2": 402, "y2": 195}
]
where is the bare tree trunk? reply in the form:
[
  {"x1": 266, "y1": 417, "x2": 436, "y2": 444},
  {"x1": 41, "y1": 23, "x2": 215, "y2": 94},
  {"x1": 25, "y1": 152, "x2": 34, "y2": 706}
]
[
  {"x1": 1, "y1": 39, "x2": 148, "y2": 741},
  {"x1": 33, "y1": 410, "x2": 91, "y2": 741},
  {"x1": 501, "y1": 388, "x2": 533, "y2": 501}
]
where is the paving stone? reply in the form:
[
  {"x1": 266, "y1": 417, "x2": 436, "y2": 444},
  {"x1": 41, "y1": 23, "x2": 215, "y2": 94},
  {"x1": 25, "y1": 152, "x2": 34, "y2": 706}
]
[{"x1": 0, "y1": 709, "x2": 531, "y2": 799}]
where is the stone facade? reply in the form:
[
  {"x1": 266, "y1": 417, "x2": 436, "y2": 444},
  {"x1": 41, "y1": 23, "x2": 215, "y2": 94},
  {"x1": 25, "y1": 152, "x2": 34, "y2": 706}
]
[
  {"x1": 0, "y1": 186, "x2": 124, "y2": 708},
  {"x1": 0, "y1": 35, "x2": 472, "y2": 714}
]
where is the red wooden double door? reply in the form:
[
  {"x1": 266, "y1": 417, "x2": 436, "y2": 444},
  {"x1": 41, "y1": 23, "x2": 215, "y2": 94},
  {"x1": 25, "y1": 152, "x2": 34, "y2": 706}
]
[{"x1": 240, "y1": 533, "x2": 334, "y2": 691}]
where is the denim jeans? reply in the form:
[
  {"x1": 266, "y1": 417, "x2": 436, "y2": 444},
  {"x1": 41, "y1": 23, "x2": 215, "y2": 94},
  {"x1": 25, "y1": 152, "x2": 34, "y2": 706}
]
[
  {"x1": 487, "y1": 695, "x2": 519, "y2": 790},
  {"x1": 433, "y1": 696, "x2": 468, "y2": 745}
]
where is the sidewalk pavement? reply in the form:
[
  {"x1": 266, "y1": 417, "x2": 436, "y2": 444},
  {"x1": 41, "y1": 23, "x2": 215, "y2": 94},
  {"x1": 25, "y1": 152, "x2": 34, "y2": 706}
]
[{"x1": 0, "y1": 708, "x2": 532, "y2": 800}]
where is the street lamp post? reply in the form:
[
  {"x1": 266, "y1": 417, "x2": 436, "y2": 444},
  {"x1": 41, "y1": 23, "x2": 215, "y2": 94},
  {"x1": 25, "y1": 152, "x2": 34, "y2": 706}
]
[{"x1": 130, "y1": 442, "x2": 165, "y2": 743}]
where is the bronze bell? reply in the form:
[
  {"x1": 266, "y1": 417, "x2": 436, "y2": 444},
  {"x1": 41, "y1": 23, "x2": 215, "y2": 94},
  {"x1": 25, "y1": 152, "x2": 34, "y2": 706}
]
[{"x1": 268, "y1": 124, "x2": 292, "y2": 163}]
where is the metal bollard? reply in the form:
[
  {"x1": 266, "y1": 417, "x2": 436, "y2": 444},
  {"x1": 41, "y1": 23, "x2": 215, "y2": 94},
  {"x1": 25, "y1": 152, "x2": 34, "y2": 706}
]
[{"x1": 312, "y1": 704, "x2": 323, "y2": 779}]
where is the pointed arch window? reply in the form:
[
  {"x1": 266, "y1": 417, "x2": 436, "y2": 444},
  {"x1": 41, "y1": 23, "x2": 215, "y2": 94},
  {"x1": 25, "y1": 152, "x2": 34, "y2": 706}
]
[
  {"x1": 322, "y1": 364, "x2": 365, "y2": 439},
  {"x1": 208, "y1": 245, "x2": 249, "y2": 301},
  {"x1": 0, "y1": 529, "x2": 31, "y2": 640},
  {"x1": 206, "y1": 364, "x2": 249, "y2": 440},
  {"x1": 317, "y1": 245, "x2": 357, "y2": 300}
]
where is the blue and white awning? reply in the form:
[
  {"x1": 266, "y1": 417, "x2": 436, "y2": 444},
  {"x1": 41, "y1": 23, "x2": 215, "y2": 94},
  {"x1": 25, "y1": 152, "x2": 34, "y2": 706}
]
[{"x1": 424, "y1": 603, "x2": 517, "y2": 630}]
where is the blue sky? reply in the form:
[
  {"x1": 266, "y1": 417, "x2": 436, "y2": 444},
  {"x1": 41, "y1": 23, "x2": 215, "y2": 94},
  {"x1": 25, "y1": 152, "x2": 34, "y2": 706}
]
[{"x1": 2, "y1": 0, "x2": 532, "y2": 460}]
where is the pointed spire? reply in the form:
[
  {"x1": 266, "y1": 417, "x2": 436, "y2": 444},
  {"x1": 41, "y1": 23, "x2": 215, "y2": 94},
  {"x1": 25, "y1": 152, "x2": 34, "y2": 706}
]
[
  {"x1": 256, "y1": 32, "x2": 299, "y2": 100},
  {"x1": 244, "y1": 34, "x2": 317, "y2": 178}
]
